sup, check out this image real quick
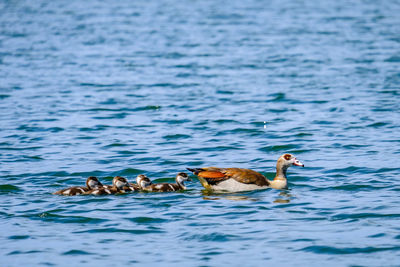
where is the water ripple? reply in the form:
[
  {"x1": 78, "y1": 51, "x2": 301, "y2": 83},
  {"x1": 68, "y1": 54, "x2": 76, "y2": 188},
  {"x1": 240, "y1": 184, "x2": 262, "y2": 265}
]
[
  {"x1": 301, "y1": 245, "x2": 400, "y2": 255},
  {"x1": 1, "y1": 0, "x2": 400, "y2": 266}
]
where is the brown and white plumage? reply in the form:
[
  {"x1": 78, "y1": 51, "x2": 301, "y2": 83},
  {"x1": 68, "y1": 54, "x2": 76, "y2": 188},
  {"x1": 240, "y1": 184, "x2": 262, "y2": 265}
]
[
  {"x1": 86, "y1": 176, "x2": 134, "y2": 195},
  {"x1": 187, "y1": 154, "x2": 304, "y2": 192},
  {"x1": 137, "y1": 173, "x2": 191, "y2": 192},
  {"x1": 136, "y1": 174, "x2": 152, "y2": 190},
  {"x1": 53, "y1": 176, "x2": 103, "y2": 196}
]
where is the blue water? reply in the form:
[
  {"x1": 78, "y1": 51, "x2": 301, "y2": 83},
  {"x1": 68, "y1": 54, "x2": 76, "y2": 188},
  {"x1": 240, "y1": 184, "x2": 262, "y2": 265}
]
[{"x1": 1, "y1": 0, "x2": 400, "y2": 266}]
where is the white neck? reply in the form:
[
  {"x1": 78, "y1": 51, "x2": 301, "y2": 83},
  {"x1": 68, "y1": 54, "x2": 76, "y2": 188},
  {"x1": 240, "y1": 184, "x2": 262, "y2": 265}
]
[
  {"x1": 140, "y1": 180, "x2": 151, "y2": 189},
  {"x1": 176, "y1": 177, "x2": 186, "y2": 189},
  {"x1": 268, "y1": 160, "x2": 289, "y2": 189},
  {"x1": 268, "y1": 177, "x2": 287, "y2": 189}
]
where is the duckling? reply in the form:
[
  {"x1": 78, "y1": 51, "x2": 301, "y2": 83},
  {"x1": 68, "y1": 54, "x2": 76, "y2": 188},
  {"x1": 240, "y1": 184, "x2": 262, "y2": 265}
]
[
  {"x1": 136, "y1": 174, "x2": 152, "y2": 190},
  {"x1": 110, "y1": 176, "x2": 135, "y2": 192},
  {"x1": 53, "y1": 176, "x2": 103, "y2": 196},
  {"x1": 139, "y1": 172, "x2": 191, "y2": 192},
  {"x1": 87, "y1": 176, "x2": 134, "y2": 195}
]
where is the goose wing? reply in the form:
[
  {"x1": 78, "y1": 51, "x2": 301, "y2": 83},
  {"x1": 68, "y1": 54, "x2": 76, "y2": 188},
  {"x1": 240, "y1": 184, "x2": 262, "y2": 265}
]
[{"x1": 187, "y1": 167, "x2": 269, "y2": 187}]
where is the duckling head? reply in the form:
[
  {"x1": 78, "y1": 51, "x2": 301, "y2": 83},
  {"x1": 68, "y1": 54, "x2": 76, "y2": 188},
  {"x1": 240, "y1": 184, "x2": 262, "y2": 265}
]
[
  {"x1": 113, "y1": 176, "x2": 130, "y2": 189},
  {"x1": 176, "y1": 172, "x2": 191, "y2": 184},
  {"x1": 136, "y1": 174, "x2": 152, "y2": 189},
  {"x1": 86, "y1": 176, "x2": 103, "y2": 189}
]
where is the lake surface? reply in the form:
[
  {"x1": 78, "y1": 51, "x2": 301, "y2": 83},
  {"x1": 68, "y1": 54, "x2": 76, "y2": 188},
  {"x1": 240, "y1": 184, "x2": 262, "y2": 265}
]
[{"x1": 1, "y1": 0, "x2": 400, "y2": 266}]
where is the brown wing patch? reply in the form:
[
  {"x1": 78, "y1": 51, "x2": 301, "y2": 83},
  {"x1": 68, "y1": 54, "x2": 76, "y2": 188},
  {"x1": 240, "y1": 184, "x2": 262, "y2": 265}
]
[
  {"x1": 198, "y1": 171, "x2": 226, "y2": 179},
  {"x1": 224, "y1": 168, "x2": 269, "y2": 186},
  {"x1": 197, "y1": 171, "x2": 228, "y2": 185},
  {"x1": 188, "y1": 166, "x2": 269, "y2": 187}
]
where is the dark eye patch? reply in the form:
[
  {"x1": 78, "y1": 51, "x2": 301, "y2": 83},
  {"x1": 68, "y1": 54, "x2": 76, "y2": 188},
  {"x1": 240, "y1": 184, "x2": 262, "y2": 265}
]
[{"x1": 284, "y1": 154, "x2": 291, "y2": 160}]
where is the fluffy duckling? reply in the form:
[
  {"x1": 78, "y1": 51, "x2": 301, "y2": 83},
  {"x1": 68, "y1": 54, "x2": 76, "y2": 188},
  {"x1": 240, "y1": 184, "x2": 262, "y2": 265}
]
[
  {"x1": 138, "y1": 173, "x2": 191, "y2": 192},
  {"x1": 110, "y1": 176, "x2": 135, "y2": 192},
  {"x1": 87, "y1": 176, "x2": 134, "y2": 195},
  {"x1": 53, "y1": 176, "x2": 103, "y2": 196},
  {"x1": 136, "y1": 174, "x2": 152, "y2": 190}
]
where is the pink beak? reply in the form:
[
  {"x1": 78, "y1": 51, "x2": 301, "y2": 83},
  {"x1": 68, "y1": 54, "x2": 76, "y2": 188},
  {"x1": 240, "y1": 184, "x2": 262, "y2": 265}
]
[{"x1": 293, "y1": 158, "x2": 304, "y2": 167}]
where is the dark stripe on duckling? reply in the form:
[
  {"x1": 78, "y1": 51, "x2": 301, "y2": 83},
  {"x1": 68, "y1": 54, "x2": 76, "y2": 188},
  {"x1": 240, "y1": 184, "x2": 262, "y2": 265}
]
[
  {"x1": 86, "y1": 176, "x2": 134, "y2": 195},
  {"x1": 53, "y1": 176, "x2": 103, "y2": 196},
  {"x1": 140, "y1": 172, "x2": 191, "y2": 192}
]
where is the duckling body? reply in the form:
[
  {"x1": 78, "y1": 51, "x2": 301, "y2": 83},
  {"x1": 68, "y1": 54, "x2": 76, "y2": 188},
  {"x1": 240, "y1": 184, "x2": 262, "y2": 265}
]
[
  {"x1": 128, "y1": 183, "x2": 141, "y2": 191},
  {"x1": 138, "y1": 173, "x2": 191, "y2": 192},
  {"x1": 53, "y1": 186, "x2": 87, "y2": 196},
  {"x1": 86, "y1": 176, "x2": 134, "y2": 195},
  {"x1": 187, "y1": 154, "x2": 304, "y2": 192},
  {"x1": 87, "y1": 186, "x2": 117, "y2": 195},
  {"x1": 53, "y1": 177, "x2": 103, "y2": 196}
]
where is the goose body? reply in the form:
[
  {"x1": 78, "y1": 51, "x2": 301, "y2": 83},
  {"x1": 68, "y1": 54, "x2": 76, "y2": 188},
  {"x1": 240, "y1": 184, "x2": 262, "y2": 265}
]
[
  {"x1": 187, "y1": 154, "x2": 304, "y2": 192},
  {"x1": 136, "y1": 173, "x2": 191, "y2": 192},
  {"x1": 53, "y1": 176, "x2": 103, "y2": 196}
]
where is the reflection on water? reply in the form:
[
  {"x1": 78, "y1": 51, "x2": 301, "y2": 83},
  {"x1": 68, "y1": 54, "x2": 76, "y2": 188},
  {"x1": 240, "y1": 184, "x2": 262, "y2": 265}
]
[
  {"x1": 201, "y1": 189, "x2": 294, "y2": 203},
  {"x1": 201, "y1": 188, "x2": 288, "y2": 202},
  {"x1": 203, "y1": 195, "x2": 260, "y2": 202},
  {"x1": 273, "y1": 191, "x2": 294, "y2": 203},
  {"x1": 201, "y1": 188, "x2": 260, "y2": 201}
]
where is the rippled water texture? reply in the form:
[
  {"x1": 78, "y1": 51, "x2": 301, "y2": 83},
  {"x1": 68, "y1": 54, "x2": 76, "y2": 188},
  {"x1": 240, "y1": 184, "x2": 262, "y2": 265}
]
[{"x1": 1, "y1": 0, "x2": 400, "y2": 266}]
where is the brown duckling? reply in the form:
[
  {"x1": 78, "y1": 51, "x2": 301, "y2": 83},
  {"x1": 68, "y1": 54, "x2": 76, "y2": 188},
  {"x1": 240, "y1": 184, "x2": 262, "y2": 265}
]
[
  {"x1": 87, "y1": 176, "x2": 134, "y2": 195},
  {"x1": 136, "y1": 174, "x2": 152, "y2": 190},
  {"x1": 53, "y1": 176, "x2": 103, "y2": 196},
  {"x1": 138, "y1": 173, "x2": 191, "y2": 192}
]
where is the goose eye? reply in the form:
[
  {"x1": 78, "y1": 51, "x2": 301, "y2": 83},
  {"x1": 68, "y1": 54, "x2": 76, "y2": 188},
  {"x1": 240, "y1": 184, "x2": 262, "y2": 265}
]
[{"x1": 284, "y1": 154, "x2": 291, "y2": 160}]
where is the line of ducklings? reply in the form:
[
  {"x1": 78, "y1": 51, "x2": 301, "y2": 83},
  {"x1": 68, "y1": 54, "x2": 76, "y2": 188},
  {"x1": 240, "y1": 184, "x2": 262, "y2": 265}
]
[{"x1": 53, "y1": 172, "x2": 191, "y2": 196}]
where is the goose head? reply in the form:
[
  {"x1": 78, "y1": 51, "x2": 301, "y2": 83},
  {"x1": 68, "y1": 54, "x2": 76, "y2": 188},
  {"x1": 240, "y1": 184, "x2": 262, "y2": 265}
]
[
  {"x1": 277, "y1": 154, "x2": 304, "y2": 171},
  {"x1": 283, "y1": 153, "x2": 304, "y2": 167}
]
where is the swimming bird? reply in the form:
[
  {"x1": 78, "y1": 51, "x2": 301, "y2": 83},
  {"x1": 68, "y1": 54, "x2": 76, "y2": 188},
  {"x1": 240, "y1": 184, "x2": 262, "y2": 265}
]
[
  {"x1": 128, "y1": 176, "x2": 143, "y2": 191},
  {"x1": 138, "y1": 172, "x2": 191, "y2": 192},
  {"x1": 87, "y1": 176, "x2": 134, "y2": 195},
  {"x1": 53, "y1": 176, "x2": 103, "y2": 196},
  {"x1": 187, "y1": 154, "x2": 304, "y2": 192},
  {"x1": 136, "y1": 174, "x2": 153, "y2": 190}
]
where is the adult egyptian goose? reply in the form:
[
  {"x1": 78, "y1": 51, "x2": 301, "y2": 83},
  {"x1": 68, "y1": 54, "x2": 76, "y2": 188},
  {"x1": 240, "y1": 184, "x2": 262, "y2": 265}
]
[
  {"x1": 53, "y1": 176, "x2": 103, "y2": 196},
  {"x1": 137, "y1": 173, "x2": 191, "y2": 192},
  {"x1": 86, "y1": 176, "x2": 134, "y2": 195},
  {"x1": 187, "y1": 154, "x2": 304, "y2": 192}
]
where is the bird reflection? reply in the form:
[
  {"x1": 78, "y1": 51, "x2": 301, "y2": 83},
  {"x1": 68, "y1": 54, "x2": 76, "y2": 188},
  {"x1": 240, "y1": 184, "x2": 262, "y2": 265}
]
[
  {"x1": 273, "y1": 191, "x2": 293, "y2": 203},
  {"x1": 201, "y1": 189, "x2": 293, "y2": 203},
  {"x1": 201, "y1": 189, "x2": 259, "y2": 201}
]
